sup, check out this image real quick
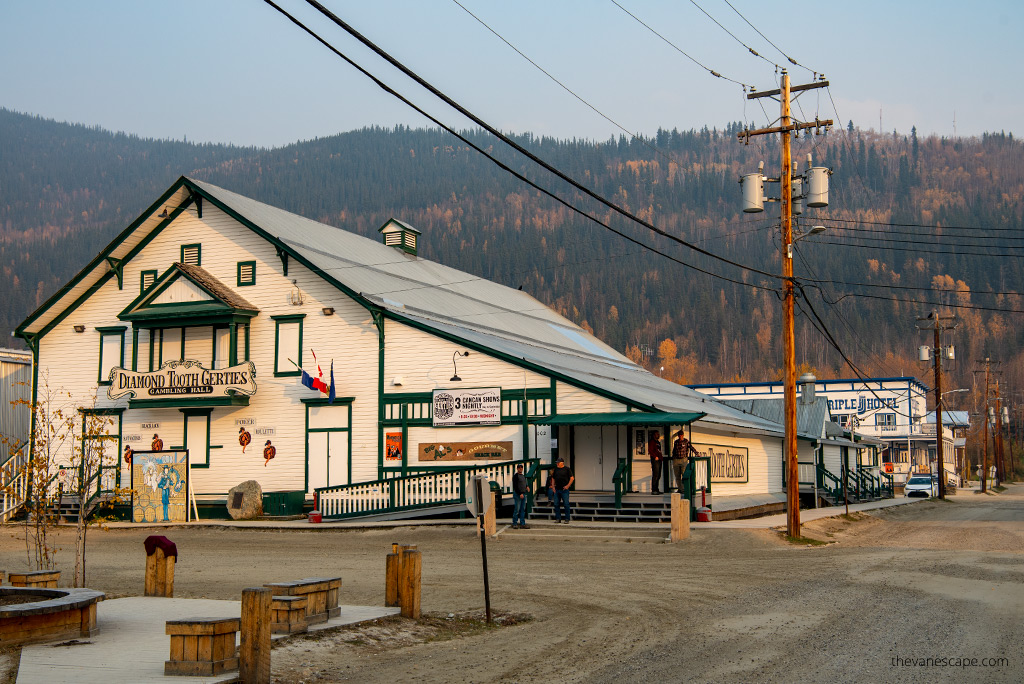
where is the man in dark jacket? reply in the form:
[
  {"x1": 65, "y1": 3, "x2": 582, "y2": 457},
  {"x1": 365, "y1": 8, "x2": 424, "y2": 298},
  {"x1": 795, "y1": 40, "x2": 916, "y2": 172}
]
[
  {"x1": 648, "y1": 431, "x2": 664, "y2": 495},
  {"x1": 551, "y1": 457, "x2": 574, "y2": 523},
  {"x1": 512, "y1": 463, "x2": 530, "y2": 529}
]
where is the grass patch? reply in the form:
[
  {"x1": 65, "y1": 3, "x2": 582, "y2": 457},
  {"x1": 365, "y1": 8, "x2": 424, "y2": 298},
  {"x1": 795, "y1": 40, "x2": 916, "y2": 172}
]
[
  {"x1": 992, "y1": 485, "x2": 1007, "y2": 492},
  {"x1": 780, "y1": 533, "x2": 830, "y2": 546}
]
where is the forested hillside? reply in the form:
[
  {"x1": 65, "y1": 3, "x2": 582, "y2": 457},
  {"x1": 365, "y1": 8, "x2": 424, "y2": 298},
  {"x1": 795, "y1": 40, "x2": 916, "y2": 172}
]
[{"x1": 2, "y1": 108, "x2": 1022, "y2": 399}]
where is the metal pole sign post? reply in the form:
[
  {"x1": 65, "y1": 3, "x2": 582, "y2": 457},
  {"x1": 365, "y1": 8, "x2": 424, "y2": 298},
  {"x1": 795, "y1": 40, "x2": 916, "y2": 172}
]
[{"x1": 467, "y1": 475, "x2": 493, "y2": 624}]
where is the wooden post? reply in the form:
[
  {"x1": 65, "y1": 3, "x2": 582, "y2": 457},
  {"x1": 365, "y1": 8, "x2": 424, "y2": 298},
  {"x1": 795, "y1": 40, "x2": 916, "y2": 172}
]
[
  {"x1": 398, "y1": 546, "x2": 421, "y2": 619},
  {"x1": 477, "y1": 492, "x2": 496, "y2": 537},
  {"x1": 670, "y1": 493, "x2": 690, "y2": 542},
  {"x1": 146, "y1": 547, "x2": 176, "y2": 597},
  {"x1": 385, "y1": 542, "x2": 400, "y2": 607},
  {"x1": 239, "y1": 588, "x2": 271, "y2": 684}
]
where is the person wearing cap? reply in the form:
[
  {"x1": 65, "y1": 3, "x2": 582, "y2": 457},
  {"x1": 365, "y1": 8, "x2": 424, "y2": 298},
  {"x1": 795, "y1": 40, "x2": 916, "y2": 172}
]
[
  {"x1": 648, "y1": 431, "x2": 664, "y2": 495},
  {"x1": 550, "y1": 457, "x2": 574, "y2": 523},
  {"x1": 671, "y1": 430, "x2": 699, "y2": 493},
  {"x1": 511, "y1": 463, "x2": 530, "y2": 529}
]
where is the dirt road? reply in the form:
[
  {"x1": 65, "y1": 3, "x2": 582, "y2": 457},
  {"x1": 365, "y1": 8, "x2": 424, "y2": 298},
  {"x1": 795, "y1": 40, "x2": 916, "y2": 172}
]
[{"x1": 2, "y1": 487, "x2": 1021, "y2": 683}]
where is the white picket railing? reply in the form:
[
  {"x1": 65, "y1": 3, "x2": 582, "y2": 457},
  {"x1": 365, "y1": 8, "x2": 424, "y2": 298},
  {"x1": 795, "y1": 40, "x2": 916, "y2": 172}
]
[
  {"x1": 1, "y1": 443, "x2": 29, "y2": 522},
  {"x1": 317, "y1": 460, "x2": 534, "y2": 520}
]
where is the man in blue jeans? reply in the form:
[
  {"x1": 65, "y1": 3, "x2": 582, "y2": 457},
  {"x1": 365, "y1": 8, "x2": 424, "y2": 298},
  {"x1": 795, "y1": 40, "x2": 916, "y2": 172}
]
[
  {"x1": 511, "y1": 463, "x2": 530, "y2": 529},
  {"x1": 551, "y1": 457, "x2": 574, "y2": 523}
]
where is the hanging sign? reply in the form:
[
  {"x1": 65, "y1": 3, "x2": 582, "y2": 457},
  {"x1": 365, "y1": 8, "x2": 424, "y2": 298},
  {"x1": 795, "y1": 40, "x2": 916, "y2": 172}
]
[
  {"x1": 418, "y1": 441, "x2": 513, "y2": 462},
  {"x1": 692, "y1": 443, "x2": 749, "y2": 483},
  {"x1": 108, "y1": 359, "x2": 257, "y2": 400},
  {"x1": 432, "y1": 387, "x2": 501, "y2": 427}
]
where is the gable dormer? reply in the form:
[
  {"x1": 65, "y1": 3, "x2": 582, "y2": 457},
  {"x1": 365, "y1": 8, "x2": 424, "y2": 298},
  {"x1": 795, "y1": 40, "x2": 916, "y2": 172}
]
[
  {"x1": 119, "y1": 262, "x2": 259, "y2": 328},
  {"x1": 378, "y1": 218, "x2": 421, "y2": 256}
]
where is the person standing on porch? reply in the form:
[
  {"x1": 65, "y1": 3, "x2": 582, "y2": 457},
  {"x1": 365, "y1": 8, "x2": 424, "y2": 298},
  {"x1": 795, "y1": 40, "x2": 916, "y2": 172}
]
[
  {"x1": 671, "y1": 430, "x2": 698, "y2": 493},
  {"x1": 512, "y1": 464, "x2": 530, "y2": 529},
  {"x1": 648, "y1": 431, "x2": 664, "y2": 495},
  {"x1": 551, "y1": 457, "x2": 574, "y2": 523}
]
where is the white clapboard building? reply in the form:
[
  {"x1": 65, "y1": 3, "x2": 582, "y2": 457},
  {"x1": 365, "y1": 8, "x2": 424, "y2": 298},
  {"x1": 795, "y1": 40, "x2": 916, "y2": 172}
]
[{"x1": 18, "y1": 177, "x2": 800, "y2": 520}]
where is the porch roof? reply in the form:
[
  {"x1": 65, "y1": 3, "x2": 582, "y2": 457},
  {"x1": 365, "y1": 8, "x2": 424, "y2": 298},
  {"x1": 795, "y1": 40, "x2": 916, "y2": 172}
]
[{"x1": 543, "y1": 411, "x2": 705, "y2": 426}]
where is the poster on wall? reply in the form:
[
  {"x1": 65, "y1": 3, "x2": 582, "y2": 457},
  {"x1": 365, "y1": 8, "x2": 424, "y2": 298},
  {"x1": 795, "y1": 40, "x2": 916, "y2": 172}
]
[
  {"x1": 386, "y1": 432, "x2": 404, "y2": 462},
  {"x1": 131, "y1": 450, "x2": 189, "y2": 522},
  {"x1": 634, "y1": 429, "x2": 646, "y2": 455},
  {"x1": 432, "y1": 388, "x2": 501, "y2": 427},
  {"x1": 418, "y1": 441, "x2": 513, "y2": 462},
  {"x1": 692, "y1": 443, "x2": 749, "y2": 483}
]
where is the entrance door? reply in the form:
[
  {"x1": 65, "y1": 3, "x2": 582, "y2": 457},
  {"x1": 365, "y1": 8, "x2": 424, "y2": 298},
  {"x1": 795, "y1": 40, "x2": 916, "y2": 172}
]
[
  {"x1": 573, "y1": 425, "x2": 619, "y2": 490},
  {"x1": 306, "y1": 404, "x2": 351, "y2": 495}
]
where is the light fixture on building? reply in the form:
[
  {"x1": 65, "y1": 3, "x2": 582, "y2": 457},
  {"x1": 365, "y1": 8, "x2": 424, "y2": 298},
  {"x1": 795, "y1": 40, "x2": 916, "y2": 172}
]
[
  {"x1": 158, "y1": 208, "x2": 168, "y2": 218},
  {"x1": 392, "y1": 376, "x2": 404, "y2": 387},
  {"x1": 73, "y1": 325, "x2": 86, "y2": 333},
  {"x1": 322, "y1": 307, "x2": 335, "y2": 316},
  {"x1": 451, "y1": 351, "x2": 470, "y2": 382},
  {"x1": 290, "y1": 280, "x2": 304, "y2": 306}
]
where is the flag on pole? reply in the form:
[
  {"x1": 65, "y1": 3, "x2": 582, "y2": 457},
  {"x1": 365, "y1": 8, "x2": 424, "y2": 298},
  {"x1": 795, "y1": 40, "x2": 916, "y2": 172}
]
[{"x1": 328, "y1": 361, "x2": 335, "y2": 405}]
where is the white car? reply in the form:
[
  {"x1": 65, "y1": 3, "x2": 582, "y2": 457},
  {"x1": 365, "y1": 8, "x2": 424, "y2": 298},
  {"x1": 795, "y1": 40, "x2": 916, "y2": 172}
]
[{"x1": 904, "y1": 475, "x2": 937, "y2": 498}]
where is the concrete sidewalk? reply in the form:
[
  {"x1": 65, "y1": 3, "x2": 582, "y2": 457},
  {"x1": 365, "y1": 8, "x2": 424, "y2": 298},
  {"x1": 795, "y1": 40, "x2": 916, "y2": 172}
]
[{"x1": 16, "y1": 597, "x2": 399, "y2": 684}]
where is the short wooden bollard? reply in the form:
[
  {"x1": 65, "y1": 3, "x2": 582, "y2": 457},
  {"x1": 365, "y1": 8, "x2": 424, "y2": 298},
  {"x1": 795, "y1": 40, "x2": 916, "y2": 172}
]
[
  {"x1": 385, "y1": 542, "x2": 400, "y2": 607},
  {"x1": 165, "y1": 617, "x2": 239, "y2": 676},
  {"x1": 270, "y1": 595, "x2": 308, "y2": 634},
  {"x1": 397, "y1": 546, "x2": 421, "y2": 619},
  {"x1": 9, "y1": 570, "x2": 60, "y2": 588},
  {"x1": 144, "y1": 535, "x2": 177, "y2": 597},
  {"x1": 476, "y1": 492, "x2": 497, "y2": 537},
  {"x1": 239, "y1": 588, "x2": 271, "y2": 684},
  {"x1": 670, "y1": 493, "x2": 690, "y2": 542}
]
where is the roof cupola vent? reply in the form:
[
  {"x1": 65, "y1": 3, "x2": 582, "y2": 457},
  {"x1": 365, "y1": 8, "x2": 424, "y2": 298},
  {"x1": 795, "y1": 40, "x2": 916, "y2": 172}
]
[{"x1": 378, "y1": 218, "x2": 422, "y2": 256}]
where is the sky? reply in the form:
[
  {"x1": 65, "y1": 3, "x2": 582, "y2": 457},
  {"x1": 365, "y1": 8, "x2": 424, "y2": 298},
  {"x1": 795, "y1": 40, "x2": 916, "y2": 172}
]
[{"x1": 2, "y1": 0, "x2": 1022, "y2": 148}]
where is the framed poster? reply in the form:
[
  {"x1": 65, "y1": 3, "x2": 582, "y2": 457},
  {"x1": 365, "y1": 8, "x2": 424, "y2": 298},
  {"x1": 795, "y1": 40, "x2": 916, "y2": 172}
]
[
  {"x1": 635, "y1": 429, "x2": 646, "y2": 456},
  {"x1": 385, "y1": 432, "x2": 404, "y2": 462},
  {"x1": 131, "y1": 449, "x2": 189, "y2": 522}
]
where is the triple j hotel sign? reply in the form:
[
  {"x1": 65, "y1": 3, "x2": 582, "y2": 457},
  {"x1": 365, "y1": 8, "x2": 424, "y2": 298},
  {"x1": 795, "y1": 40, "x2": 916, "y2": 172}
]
[{"x1": 108, "y1": 359, "x2": 257, "y2": 400}]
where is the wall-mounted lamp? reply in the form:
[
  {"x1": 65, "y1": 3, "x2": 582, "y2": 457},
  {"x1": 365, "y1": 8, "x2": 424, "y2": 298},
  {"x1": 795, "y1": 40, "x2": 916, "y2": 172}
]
[
  {"x1": 158, "y1": 208, "x2": 168, "y2": 218},
  {"x1": 451, "y1": 351, "x2": 470, "y2": 382},
  {"x1": 290, "y1": 279, "x2": 304, "y2": 306},
  {"x1": 392, "y1": 376, "x2": 404, "y2": 387},
  {"x1": 73, "y1": 325, "x2": 86, "y2": 333},
  {"x1": 322, "y1": 307, "x2": 335, "y2": 316}
]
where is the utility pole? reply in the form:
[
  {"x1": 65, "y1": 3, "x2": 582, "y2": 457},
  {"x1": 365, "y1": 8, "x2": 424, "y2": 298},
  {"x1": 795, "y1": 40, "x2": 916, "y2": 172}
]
[
  {"x1": 973, "y1": 358, "x2": 1000, "y2": 493},
  {"x1": 994, "y1": 380, "x2": 1005, "y2": 483},
  {"x1": 917, "y1": 311, "x2": 956, "y2": 498},
  {"x1": 739, "y1": 72, "x2": 833, "y2": 538}
]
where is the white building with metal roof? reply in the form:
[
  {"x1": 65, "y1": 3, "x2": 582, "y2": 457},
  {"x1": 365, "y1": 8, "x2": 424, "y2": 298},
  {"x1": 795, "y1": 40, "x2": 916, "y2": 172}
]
[{"x1": 17, "y1": 177, "x2": 792, "y2": 521}]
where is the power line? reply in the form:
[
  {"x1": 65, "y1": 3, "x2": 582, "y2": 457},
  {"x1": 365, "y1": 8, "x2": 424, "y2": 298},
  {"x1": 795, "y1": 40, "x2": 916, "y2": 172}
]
[
  {"x1": 686, "y1": 0, "x2": 781, "y2": 70},
  {"x1": 820, "y1": 289, "x2": 1024, "y2": 314},
  {"x1": 819, "y1": 215, "x2": 1024, "y2": 233},
  {"x1": 719, "y1": 0, "x2": 816, "y2": 75},
  {"x1": 608, "y1": 0, "x2": 751, "y2": 89},
  {"x1": 801, "y1": 237, "x2": 1024, "y2": 257},
  {"x1": 296, "y1": 0, "x2": 786, "y2": 283},
  {"x1": 814, "y1": 228, "x2": 1024, "y2": 249},
  {"x1": 260, "y1": 0, "x2": 777, "y2": 294},
  {"x1": 822, "y1": 224, "x2": 1024, "y2": 241},
  {"x1": 449, "y1": 0, "x2": 685, "y2": 170}
]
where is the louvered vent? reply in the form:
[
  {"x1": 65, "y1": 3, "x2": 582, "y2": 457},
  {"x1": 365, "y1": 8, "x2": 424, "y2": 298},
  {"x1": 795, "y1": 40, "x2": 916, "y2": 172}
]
[
  {"x1": 404, "y1": 233, "x2": 417, "y2": 250},
  {"x1": 237, "y1": 261, "x2": 255, "y2": 286},
  {"x1": 141, "y1": 271, "x2": 157, "y2": 292},
  {"x1": 385, "y1": 233, "x2": 402, "y2": 246},
  {"x1": 182, "y1": 244, "x2": 201, "y2": 266}
]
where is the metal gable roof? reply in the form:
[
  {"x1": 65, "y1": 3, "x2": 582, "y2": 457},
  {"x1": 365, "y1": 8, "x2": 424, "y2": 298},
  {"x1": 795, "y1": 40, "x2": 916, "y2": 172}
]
[
  {"x1": 721, "y1": 397, "x2": 830, "y2": 439},
  {"x1": 184, "y1": 178, "x2": 785, "y2": 435}
]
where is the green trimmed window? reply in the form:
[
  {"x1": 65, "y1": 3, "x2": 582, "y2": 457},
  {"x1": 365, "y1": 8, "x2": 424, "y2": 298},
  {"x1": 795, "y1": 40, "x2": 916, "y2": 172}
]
[
  {"x1": 273, "y1": 315, "x2": 304, "y2": 377},
  {"x1": 180, "y1": 243, "x2": 201, "y2": 266},
  {"x1": 140, "y1": 270, "x2": 157, "y2": 294},
  {"x1": 97, "y1": 327, "x2": 126, "y2": 385},
  {"x1": 237, "y1": 261, "x2": 256, "y2": 287}
]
